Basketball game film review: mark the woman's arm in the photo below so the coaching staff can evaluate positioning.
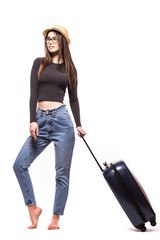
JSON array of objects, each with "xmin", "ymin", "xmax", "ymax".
[
  {"xmin": 29, "ymin": 57, "xmax": 41, "ymax": 123},
  {"xmin": 29, "ymin": 58, "xmax": 41, "ymax": 140},
  {"xmin": 68, "ymin": 82, "xmax": 86, "ymax": 137}
]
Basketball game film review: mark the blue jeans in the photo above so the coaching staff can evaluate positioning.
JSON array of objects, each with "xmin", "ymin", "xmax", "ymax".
[{"xmin": 13, "ymin": 104, "xmax": 75, "ymax": 215}]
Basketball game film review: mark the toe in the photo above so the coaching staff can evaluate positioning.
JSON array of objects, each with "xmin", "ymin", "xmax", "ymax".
[
  {"xmin": 48, "ymin": 225, "xmax": 60, "ymax": 230},
  {"xmin": 28, "ymin": 224, "xmax": 37, "ymax": 229}
]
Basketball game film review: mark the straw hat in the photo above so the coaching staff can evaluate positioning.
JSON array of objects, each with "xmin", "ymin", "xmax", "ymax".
[{"xmin": 43, "ymin": 24, "xmax": 70, "ymax": 44}]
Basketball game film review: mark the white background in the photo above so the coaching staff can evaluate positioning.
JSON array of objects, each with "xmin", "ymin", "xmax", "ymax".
[{"xmin": 1, "ymin": 0, "xmax": 160, "ymax": 239}]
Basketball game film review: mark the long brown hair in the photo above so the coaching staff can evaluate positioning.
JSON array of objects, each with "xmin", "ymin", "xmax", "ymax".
[{"xmin": 38, "ymin": 30, "xmax": 77, "ymax": 89}]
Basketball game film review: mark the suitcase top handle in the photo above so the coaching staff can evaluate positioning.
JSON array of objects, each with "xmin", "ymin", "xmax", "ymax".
[{"xmin": 79, "ymin": 131, "xmax": 104, "ymax": 172}]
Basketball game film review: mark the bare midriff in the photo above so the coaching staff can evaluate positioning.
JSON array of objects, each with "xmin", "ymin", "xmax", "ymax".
[{"xmin": 38, "ymin": 100, "xmax": 63, "ymax": 110}]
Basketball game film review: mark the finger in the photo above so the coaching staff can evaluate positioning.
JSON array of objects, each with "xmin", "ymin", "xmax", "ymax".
[
  {"xmin": 77, "ymin": 131, "xmax": 84, "ymax": 138},
  {"xmin": 34, "ymin": 129, "xmax": 38, "ymax": 140},
  {"xmin": 34, "ymin": 134, "xmax": 37, "ymax": 141},
  {"xmin": 35, "ymin": 128, "xmax": 39, "ymax": 138},
  {"xmin": 31, "ymin": 129, "xmax": 37, "ymax": 141},
  {"xmin": 37, "ymin": 126, "xmax": 39, "ymax": 136},
  {"xmin": 81, "ymin": 130, "xmax": 86, "ymax": 135},
  {"xmin": 30, "ymin": 129, "xmax": 35, "ymax": 137}
]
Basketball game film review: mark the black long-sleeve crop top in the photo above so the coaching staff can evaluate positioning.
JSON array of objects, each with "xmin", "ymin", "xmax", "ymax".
[{"xmin": 29, "ymin": 57, "xmax": 81, "ymax": 127}]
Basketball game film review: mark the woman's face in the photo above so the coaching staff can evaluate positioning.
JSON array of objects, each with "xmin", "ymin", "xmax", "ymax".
[{"xmin": 45, "ymin": 31, "xmax": 60, "ymax": 54}]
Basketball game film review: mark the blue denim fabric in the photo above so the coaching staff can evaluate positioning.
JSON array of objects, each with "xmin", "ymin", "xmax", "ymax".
[{"xmin": 13, "ymin": 104, "xmax": 75, "ymax": 215}]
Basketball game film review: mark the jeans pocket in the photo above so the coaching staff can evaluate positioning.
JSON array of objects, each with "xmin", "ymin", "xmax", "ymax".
[
  {"xmin": 36, "ymin": 111, "xmax": 41, "ymax": 120},
  {"xmin": 56, "ymin": 111, "xmax": 71, "ymax": 120}
]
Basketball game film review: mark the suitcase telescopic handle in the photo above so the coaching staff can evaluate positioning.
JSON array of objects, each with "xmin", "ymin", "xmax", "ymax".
[{"xmin": 79, "ymin": 131, "xmax": 104, "ymax": 172}]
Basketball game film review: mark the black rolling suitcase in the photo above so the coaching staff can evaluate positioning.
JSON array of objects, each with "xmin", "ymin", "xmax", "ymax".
[{"xmin": 79, "ymin": 132, "xmax": 156, "ymax": 231}]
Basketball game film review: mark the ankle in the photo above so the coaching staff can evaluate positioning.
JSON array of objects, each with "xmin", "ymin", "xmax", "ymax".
[
  {"xmin": 53, "ymin": 214, "xmax": 60, "ymax": 220},
  {"xmin": 28, "ymin": 204, "xmax": 37, "ymax": 212}
]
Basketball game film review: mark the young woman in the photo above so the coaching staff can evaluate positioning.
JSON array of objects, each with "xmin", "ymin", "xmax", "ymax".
[{"xmin": 13, "ymin": 24, "xmax": 86, "ymax": 230}]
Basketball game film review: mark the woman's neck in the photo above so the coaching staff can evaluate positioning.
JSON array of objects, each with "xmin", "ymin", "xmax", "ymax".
[{"xmin": 51, "ymin": 54, "xmax": 63, "ymax": 64}]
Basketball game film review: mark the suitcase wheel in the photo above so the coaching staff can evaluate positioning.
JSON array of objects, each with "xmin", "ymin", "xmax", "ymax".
[
  {"xmin": 150, "ymin": 220, "xmax": 156, "ymax": 226},
  {"xmin": 140, "ymin": 225, "xmax": 146, "ymax": 232},
  {"xmin": 136, "ymin": 224, "xmax": 147, "ymax": 232},
  {"xmin": 150, "ymin": 216, "xmax": 156, "ymax": 227}
]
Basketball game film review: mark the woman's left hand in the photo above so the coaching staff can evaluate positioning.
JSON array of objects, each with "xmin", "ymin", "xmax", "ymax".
[{"xmin": 77, "ymin": 126, "xmax": 86, "ymax": 137}]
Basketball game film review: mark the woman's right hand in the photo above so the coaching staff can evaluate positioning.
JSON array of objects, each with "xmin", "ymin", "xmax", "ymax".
[{"xmin": 30, "ymin": 122, "xmax": 39, "ymax": 141}]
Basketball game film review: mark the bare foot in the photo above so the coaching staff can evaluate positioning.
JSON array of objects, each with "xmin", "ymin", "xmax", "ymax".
[
  {"xmin": 27, "ymin": 205, "xmax": 42, "ymax": 229},
  {"xmin": 48, "ymin": 215, "xmax": 60, "ymax": 230}
]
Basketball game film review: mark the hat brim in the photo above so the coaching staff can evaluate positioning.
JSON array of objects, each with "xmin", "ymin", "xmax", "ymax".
[{"xmin": 43, "ymin": 27, "xmax": 70, "ymax": 44}]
